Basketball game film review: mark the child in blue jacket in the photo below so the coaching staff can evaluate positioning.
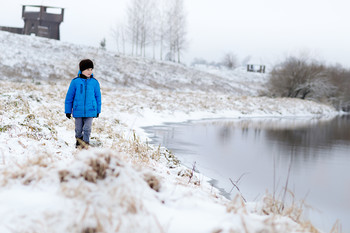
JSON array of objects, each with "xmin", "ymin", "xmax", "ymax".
[{"xmin": 65, "ymin": 59, "xmax": 101, "ymax": 148}]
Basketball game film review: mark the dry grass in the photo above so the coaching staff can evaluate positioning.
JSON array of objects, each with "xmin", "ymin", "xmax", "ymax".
[
  {"xmin": 226, "ymin": 194, "xmax": 247, "ymax": 214},
  {"xmin": 0, "ymin": 152, "xmax": 55, "ymax": 186},
  {"xmin": 55, "ymin": 150, "xmax": 157, "ymax": 231},
  {"xmin": 262, "ymin": 192, "xmax": 303, "ymax": 221},
  {"xmin": 0, "ymin": 79, "xmax": 337, "ymax": 232},
  {"xmin": 143, "ymin": 172, "xmax": 161, "ymax": 192},
  {"xmin": 59, "ymin": 152, "xmax": 113, "ymax": 184},
  {"xmin": 260, "ymin": 192, "xmax": 323, "ymax": 233},
  {"xmin": 330, "ymin": 220, "xmax": 342, "ymax": 233}
]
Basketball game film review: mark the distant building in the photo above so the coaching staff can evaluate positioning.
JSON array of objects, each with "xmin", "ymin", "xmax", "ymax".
[
  {"xmin": 247, "ymin": 64, "xmax": 266, "ymax": 73},
  {"xmin": 0, "ymin": 5, "xmax": 64, "ymax": 40}
]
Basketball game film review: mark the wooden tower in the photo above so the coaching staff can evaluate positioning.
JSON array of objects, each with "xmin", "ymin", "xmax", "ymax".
[{"xmin": 22, "ymin": 5, "xmax": 64, "ymax": 40}]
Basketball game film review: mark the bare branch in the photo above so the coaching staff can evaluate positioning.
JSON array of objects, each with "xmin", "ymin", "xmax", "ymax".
[{"xmin": 229, "ymin": 177, "xmax": 247, "ymax": 203}]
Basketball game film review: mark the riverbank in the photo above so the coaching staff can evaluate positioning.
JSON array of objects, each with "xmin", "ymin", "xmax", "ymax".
[
  {"xmin": 0, "ymin": 79, "xmax": 341, "ymax": 232},
  {"xmin": 0, "ymin": 30, "xmax": 343, "ymax": 232}
]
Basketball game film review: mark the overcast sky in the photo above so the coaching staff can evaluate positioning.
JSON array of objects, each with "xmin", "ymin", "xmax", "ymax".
[{"xmin": 1, "ymin": 0, "xmax": 350, "ymax": 67}]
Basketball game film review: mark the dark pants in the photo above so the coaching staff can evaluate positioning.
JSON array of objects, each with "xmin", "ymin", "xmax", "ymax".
[{"xmin": 75, "ymin": 117, "xmax": 93, "ymax": 143}]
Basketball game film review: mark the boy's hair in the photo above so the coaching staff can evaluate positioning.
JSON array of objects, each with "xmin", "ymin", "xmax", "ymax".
[{"xmin": 79, "ymin": 59, "xmax": 94, "ymax": 71}]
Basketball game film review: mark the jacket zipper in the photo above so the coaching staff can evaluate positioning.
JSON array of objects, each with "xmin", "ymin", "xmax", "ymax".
[{"xmin": 84, "ymin": 80, "xmax": 87, "ymax": 117}]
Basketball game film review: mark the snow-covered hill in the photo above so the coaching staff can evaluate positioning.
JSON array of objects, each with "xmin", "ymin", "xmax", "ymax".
[
  {"xmin": 0, "ymin": 31, "xmax": 340, "ymax": 232},
  {"xmin": 0, "ymin": 31, "xmax": 267, "ymax": 95}
]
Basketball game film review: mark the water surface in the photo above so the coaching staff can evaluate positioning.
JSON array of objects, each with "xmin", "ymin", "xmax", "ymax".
[{"xmin": 144, "ymin": 115, "xmax": 350, "ymax": 232}]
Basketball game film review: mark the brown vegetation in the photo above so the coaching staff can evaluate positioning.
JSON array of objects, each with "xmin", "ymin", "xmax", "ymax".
[{"xmin": 267, "ymin": 56, "xmax": 350, "ymax": 111}]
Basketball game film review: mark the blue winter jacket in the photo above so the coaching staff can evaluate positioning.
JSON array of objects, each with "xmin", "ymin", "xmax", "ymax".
[{"xmin": 65, "ymin": 73, "xmax": 101, "ymax": 118}]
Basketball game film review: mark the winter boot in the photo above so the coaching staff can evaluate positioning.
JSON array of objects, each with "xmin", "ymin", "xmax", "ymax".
[
  {"xmin": 76, "ymin": 137, "xmax": 83, "ymax": 148},
  {"xmin": 81, "ymin": 141, "xmax": 90, "ymax": 149}
]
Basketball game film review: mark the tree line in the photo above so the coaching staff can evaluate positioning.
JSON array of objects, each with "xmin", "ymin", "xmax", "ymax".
[
  {"xmin": 266, "ymin": 56, "xmax": 350, "ymax": 111},
  {"xmin": 111, "ymin": 0, "xmax": 187, "ymax": 63}
]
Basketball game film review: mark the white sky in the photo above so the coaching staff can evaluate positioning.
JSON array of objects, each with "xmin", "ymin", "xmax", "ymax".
[{"xmin": 1, "ymin": 0, "xmax": 350, "ymax": 67}]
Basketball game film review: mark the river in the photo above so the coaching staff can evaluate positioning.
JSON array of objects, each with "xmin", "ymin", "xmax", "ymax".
[{"xmin": 144, "ymin": 115, "xmax": 350, "ymax": 232}]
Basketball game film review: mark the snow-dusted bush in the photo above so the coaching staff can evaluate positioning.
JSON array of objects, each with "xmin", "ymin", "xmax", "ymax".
[
  {"xmin": 267, "ymin": 56, "xmax": 350, "ymax": 111},
  {"xmin": 267, "ymin": 56, "xmax": 328, "ymax": 99},
  {"xmin": 325, "ymin": 65, "xmax": 350, "ymax": 111},
  {"xmin": 221, "ymin": 52, "xmax": 239, "ymax": 70}
]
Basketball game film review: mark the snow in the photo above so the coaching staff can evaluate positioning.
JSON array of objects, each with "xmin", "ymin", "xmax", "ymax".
[{"xmin": 0, "ymin": 30, "xmax": 341, "ymax": 232}]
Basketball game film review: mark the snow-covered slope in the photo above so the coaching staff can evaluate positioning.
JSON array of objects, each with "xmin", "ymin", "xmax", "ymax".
[
  {"xmin": 0, "ymin": 31, "xmax": 339, "ymax": 232},
  {"xmin": 0, "ymin": 31, "xmax": 261, "ymax": 95}
]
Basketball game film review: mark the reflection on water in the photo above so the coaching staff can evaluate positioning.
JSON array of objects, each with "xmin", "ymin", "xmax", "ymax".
[
  {"xmin": 266, "ymin": 115, "xmax": 350, "ymax": 158},
  {"xmin": 144, "ymin": 115, "xmax": 350, "ymax": 232}
]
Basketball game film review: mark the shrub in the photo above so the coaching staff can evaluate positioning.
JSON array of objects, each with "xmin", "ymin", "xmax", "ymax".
[
  {"xmin": 268, "ymin": 56, "xmax": 327, "ymax": 99},
  {"xmin": 267, "ymin": 56, "xmax": 350, "ymax": 111},
  {"xmin": 222, "ymin": 52, "xmax": 238, "ymax": 69}
]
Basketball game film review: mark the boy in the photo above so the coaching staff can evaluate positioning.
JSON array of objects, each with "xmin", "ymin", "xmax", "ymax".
[{"xmin": 65, "ymin": 59, "xmax": 101, "ymax": 148}]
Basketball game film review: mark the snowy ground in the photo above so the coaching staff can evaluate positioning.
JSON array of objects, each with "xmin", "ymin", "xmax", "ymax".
[{"xmin": 0, "ymin": 31, "xmax": 341, "ymax": 232}]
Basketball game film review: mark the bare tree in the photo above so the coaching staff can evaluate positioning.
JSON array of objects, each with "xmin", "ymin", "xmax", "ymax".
[
  {"xmin": 126, "ymin": 0, "xmax": 142, "ymax": 56},
  {"xmin": 127, "ymin": 0, "xmax": 155, "ymax": 57},
  {"xmin": 118, "ymin": 0, "xmax": 188, "ymax": 62},
  {"xmin": 138, "ymin": 0, "xmax": 154, "ymax": 57},
  {"xmin": 156, "ymin": 0, "xmax": 169, "ymax": 60},
  {"xmin": 165, "ymin": 0, "xmax": 187, "ymax": 63},
  {"xmin": 222, "ymin": 52, "xmax": 238, "ymax": 69},
  {"xmin": 145, "ymin": 0, "xmax": 161, "ymax": 59},
  {"xmin": 111, "ymin": 23, "xmax": 126, "ymax": 54}
]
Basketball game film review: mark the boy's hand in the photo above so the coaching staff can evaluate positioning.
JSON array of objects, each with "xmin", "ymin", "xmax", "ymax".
[{"xmin": 66, "ymin": 113, "xmax": 71, "ymax": 119}]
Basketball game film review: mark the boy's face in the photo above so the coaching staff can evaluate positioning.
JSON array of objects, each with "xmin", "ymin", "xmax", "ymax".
[{"xmin": 82, "ymin": 68, "xmax": 93, "ymax": 77}]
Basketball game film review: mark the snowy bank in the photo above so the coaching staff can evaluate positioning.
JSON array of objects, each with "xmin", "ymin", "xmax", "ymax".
[
  {"xmin": 0, "ymin": 79, "xmax": 338, "ymax": 233},
  {"xmin": 0, "ymin": 31, "xmax": 341, "ymax": 232}
]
